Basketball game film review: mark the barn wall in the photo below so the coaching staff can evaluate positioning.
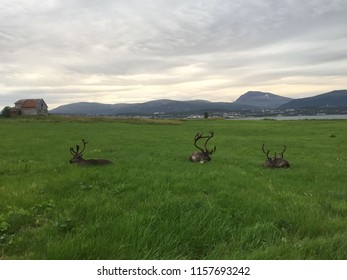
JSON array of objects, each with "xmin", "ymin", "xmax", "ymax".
[
  {"xmin": 21, "ymin": 108, "xmax": 39, "ymax": 116},
  {"xmin": 37, "ymin": 101, "xmax": 48, "ymax": 115}
]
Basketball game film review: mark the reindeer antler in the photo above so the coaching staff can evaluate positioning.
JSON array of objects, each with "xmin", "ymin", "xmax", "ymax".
[
  {"xmin": 70, "ymin": 139, "xmax": 88, "ymax": 157},
  {"xmin": 262, "ymin": 144, "xmax": 271, "ymax": 160},
  {"xmin": 193, "ymin": 131, "xmax": 215, "ymax": 153},
  {"xmin": 262, "ymin": 144, "xmax": 287, "ymax": 160},
  {"xmin": 204, "ymin": 131, "xmax": 216, "ymax": 154},
  {"xmin": 204, "ymin": 131, "xmax": 213, "ymax": 148},
  {"xmin": 279, "ymin": 145, "xmax": 286, "ymax": 159},
  {"xmin": 193, "ymin": 132, "xmax": 206, "ymax": 152},
  {"xmin": 70, "ymin": 144, "xmax": 80, "ymax": 156},
  {"xmin": 79, "ymin": 139, "xmax": 88, "ymax": 155},
  {"xmin": 209, "ymin": 145, "xmax": 217, "ymax": 155}
]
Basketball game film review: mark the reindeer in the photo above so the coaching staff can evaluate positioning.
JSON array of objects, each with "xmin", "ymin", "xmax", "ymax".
[
  {"xmin": 189, "ymin": 131, "xmax": 216, "ymax": 163},
  {"xmin": 262, "ymin": 144, "xmax": 290, "ymax": 168},
  {"xmin": 69, "ymin": 139, "xmax": 112, "ymax": 166}
]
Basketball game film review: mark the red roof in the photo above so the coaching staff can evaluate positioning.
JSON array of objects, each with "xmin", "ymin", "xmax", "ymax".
[
  {"xmin": 21, "ymin": 100, "xmax": 38, "ymax": 108},
  {"xmin": 14, "ymin": 99, "xmax": 47, "ymax": 109}
]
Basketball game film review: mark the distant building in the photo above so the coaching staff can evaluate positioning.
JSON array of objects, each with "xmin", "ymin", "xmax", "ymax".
[{"xmin": 11, "ymin": 99, "xmax": 48, "ymax": 116}]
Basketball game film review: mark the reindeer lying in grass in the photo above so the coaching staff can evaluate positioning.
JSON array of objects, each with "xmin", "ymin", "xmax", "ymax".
[
  {"xmin": 262, "ymin": 144, "xmax": 290, "ymax": 168},
  {"xmin": 69, "ymin": 139, "xmax": 112, "ymax": 166},
  {"xmin": 189, "ymin": 131, "xmax": 216, "ymax": 163}
]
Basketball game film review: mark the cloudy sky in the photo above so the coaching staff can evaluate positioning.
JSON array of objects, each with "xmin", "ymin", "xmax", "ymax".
[{"xmin": 1, "ymin": 0, "xmax": 347, "ymax": 109}]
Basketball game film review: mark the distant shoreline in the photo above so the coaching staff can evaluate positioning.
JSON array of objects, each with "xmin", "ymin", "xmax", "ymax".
[{"xmin": 236, "ymin": 114, "xmax": 347, "ymax": 121}]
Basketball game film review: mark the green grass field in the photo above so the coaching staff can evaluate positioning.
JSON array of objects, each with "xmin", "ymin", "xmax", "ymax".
[{"xmin": 0, "ymin": 116, "xmax": 346, "ymax": 259}]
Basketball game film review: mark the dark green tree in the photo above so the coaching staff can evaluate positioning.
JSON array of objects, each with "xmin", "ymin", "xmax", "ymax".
[
  {"xmin": 204, "ymin": 111, "xmax": 209, "ymax": 119},
  {"xmin": 1, "ymin": 106, "xmax": 11, "ymax": 118}
]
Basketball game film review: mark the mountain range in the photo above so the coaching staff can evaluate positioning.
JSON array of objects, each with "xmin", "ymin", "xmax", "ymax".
[{"xmin": 50, "ymin": 90, "xmax": 347, "ymax": 116}]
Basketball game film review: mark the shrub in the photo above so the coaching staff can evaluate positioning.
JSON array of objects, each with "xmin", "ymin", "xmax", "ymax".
[{"xmin": 1, "ymin": 106, "xmax": 11, "ymax": 118}]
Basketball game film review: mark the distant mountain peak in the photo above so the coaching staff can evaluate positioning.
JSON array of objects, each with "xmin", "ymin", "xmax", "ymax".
[{"xmin": 234, "ymin": 91, "xmax": 292, "ymax": 109}]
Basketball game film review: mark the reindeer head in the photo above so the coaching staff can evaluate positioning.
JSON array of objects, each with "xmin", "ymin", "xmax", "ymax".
[
  {"xmin": 262, "ymin": 144, "xmax": 290, "ymax": 168},
  {"xmin": 69, "ymin": 139, "xmax": 88, "ymax": 164},
  {"xmin": 189, "ymin": 131, "xmax": 216, "ymax": 163},
  {"xmin": 69, "ymin": 139, "xmax": 113, "ymax": 166}
]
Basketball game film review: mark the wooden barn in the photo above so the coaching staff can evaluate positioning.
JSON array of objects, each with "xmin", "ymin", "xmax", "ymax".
[{"xmin": 11, "ymin": 99, "xmax": 48, "ymax": 116}]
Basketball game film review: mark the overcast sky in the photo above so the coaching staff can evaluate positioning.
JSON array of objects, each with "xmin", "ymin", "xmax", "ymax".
[{"xmin": 1, "ymin": 0, "xmax": 347, "ymax": 109}]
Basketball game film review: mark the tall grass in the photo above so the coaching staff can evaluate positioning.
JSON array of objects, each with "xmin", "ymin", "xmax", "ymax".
[{"xmin": 0, "ymin": 117, "xmax": 346, "ymax": 259}]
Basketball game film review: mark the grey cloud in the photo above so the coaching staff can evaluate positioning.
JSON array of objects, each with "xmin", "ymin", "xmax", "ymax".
[{"xmin": 1, "ymin": 0, "xmax": 347, "ymax": 108}]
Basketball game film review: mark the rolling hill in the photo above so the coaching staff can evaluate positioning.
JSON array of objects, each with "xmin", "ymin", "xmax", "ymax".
[
  {"xmin": 50, "ymin": 99, "xmax": 255, "ymax": 115},
  {"xmin": 279, "ymin": 90, "xmax": 347, "ymax": 109}
]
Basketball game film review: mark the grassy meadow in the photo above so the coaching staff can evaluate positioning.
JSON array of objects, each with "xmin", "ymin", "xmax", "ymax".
[{"xmin": 0, "ymin": 116, "xmax": 346, "ymax": 260}]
